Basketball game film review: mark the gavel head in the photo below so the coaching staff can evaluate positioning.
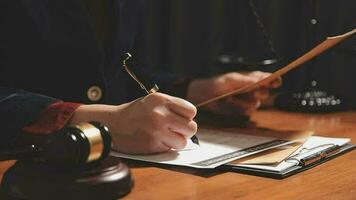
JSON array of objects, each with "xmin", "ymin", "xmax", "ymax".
[
  {"xmin": 0, "ymin": 123, "xmax": 133, "ymax": 199},
  {"xmin": 41, "ymin": 122, "xmax": 112, "ymax": 166}
]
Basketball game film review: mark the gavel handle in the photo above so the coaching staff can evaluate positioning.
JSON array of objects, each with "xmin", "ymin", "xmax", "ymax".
[{"xmin": 0, "ymin": 145, "xmax": 41, "ymax": 161}]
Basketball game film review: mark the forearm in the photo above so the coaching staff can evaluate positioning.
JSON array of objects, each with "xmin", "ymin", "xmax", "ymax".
[{"xmin": 68, "ymin": 104, "xmax": 122, "ymax": 128}]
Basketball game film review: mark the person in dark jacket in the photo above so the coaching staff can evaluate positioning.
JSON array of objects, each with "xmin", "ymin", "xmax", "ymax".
[{"xmin": 0, "ymin": 0, "xmax": 279, "ymax": 154}]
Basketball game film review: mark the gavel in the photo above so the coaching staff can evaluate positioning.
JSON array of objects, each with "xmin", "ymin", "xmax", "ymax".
[
  {"xmin": 0, "ymin": 122, "xmax": 111, "ymax": 165},
  {"xmin": 0, "ymin": 122, "xmax": 133, "ymax": 200}
]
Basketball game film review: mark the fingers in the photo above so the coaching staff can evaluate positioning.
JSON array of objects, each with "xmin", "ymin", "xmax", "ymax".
[
  {"xmin": 253, "ymin": 88, "xmax": 270, "ymax": 100},
  {"xmin": 161, "ymin": 130, "xmax": 188, "ymax": 150},
  {"xmin": 166, "ymin": 113, "xmax": 197, "ymax": 138},
  {"xmin": 112, "ymin": 133, "xmax": 171, "ymax": 155},
  {"xmin": 269, "ymin": 76, "xmax": 282, "ymax": 88},
  {"xmin": 166, "ymin": 96, "xmax": 197, "ymax": 120},
  {"xmin": 110, "ymin": 93, "xmax": 199, "ymax": 154},
  {"xmin": 220, "ymin": 71, "xmax": 281, "ymax": 94},
  {"xmin": 245, "ymin": 71, "xmax": 270, "ymax": 80},
  {"xmin": 156, "ymin": 107, "xmax": 197, "ymax": 149},
  {"xmin": 223, "ymin": 72, "xmax": 262, "ymax": 90},
  {"xmin": 145, "ymin": 93, "xmax": 198, "ymax": 149},
  {"xmin": 246, "ymin": 71, "xmax": 282, "ymax": 89},
  {"xmin": 146, "ymin": 93, "xmax": 197, "ymax": 120},
  {"xmin": 248, "ymin": 71, "xmax": 282, "ymax": 88}
]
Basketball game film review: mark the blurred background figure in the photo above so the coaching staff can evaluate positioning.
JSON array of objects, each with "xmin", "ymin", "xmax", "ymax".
[{"xmin": 137, "ymin": 0, "xmax": 356, "ymax": 112}]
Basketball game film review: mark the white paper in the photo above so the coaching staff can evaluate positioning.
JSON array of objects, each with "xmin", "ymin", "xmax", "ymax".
[
  {"xmin": 229, "ymin": 136, "xmax": 351, "ymax": 172},
  {"xmin": 111, "ymin": 128, "xmax": 294, "ymax": 168}
]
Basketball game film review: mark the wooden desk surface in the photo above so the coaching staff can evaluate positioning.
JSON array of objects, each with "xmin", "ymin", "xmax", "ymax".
[{"xmin": 1, "ymin": 110, "xmax": 355, "ymax": 199}]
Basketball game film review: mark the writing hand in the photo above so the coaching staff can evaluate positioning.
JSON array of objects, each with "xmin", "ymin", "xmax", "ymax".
[{"xmin": 70, "ymin": 93, "xmax": 197, "ymax": 154}]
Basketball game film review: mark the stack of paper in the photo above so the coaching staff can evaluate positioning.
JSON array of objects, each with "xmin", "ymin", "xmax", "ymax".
[{"xmin": 112, "ymin": 128, "xmax": 312, "ymax": 169}]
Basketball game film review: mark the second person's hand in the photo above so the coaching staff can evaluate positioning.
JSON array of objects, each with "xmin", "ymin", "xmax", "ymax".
[{"xmin": 186, "ymin": 71, "xmax": 282, "ymax": 115}]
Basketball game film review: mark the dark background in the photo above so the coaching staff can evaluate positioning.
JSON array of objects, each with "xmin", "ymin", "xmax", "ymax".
[{"xmin": 138, "ymin": 0, "xmax": 356, "ymax": 105}]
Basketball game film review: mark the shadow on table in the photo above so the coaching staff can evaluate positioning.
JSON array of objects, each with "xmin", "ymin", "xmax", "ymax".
[{"xmin": 122, "ymin": 159, "xmax": 226, "ymax": 178}]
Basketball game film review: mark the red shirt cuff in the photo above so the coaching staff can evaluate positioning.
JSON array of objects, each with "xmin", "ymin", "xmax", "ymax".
[{"xmin": 23, "ymin": 102, "xmax": 82, "ymax": 134}]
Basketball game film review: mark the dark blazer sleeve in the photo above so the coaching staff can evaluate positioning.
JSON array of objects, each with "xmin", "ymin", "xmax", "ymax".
[{"xmin": 0, "ymin": 87, "xmax": 57, "ymax": 147}]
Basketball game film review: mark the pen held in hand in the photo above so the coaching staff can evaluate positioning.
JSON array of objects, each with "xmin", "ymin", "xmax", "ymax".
[
  {"xmin": 122, "ymin": 52, "xmax": 199, "ymax": 146},
  {"xmin": 123, "ymin": 52, "xmax": 159, "ymax": 93}
]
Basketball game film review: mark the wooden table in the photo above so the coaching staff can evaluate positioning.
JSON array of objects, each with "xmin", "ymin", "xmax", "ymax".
[{"xmin": 1, "ymin": 110, "xmax": 356, "ymax": 199}]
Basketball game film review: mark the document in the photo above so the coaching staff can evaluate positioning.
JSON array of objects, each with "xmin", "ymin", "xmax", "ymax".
[
  {"xmin": 112, "ymin": 128, "xmax": 308, "ymax": 168},
  {"xmin": 232, "ymin": 142, "xmax": 304, "ymax": 165},
  {"xmin": 227, "ymin": 136, "xmax": 351, "ymax": 173}
]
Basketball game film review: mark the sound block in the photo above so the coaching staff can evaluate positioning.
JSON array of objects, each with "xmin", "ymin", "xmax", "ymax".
[{"xmin": 0, "ymin": 156, "xmax": 133, "ymax": 200}]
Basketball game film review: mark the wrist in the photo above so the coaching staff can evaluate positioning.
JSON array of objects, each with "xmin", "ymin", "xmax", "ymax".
[{"xmin": 68, "ymin": 104, "xmax": 119, "ymax": 127}]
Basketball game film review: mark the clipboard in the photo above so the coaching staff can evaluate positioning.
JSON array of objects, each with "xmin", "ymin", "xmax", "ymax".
[{"xmin": 219, "ymin": 136, "xmax": 356, "ymax": 179}]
